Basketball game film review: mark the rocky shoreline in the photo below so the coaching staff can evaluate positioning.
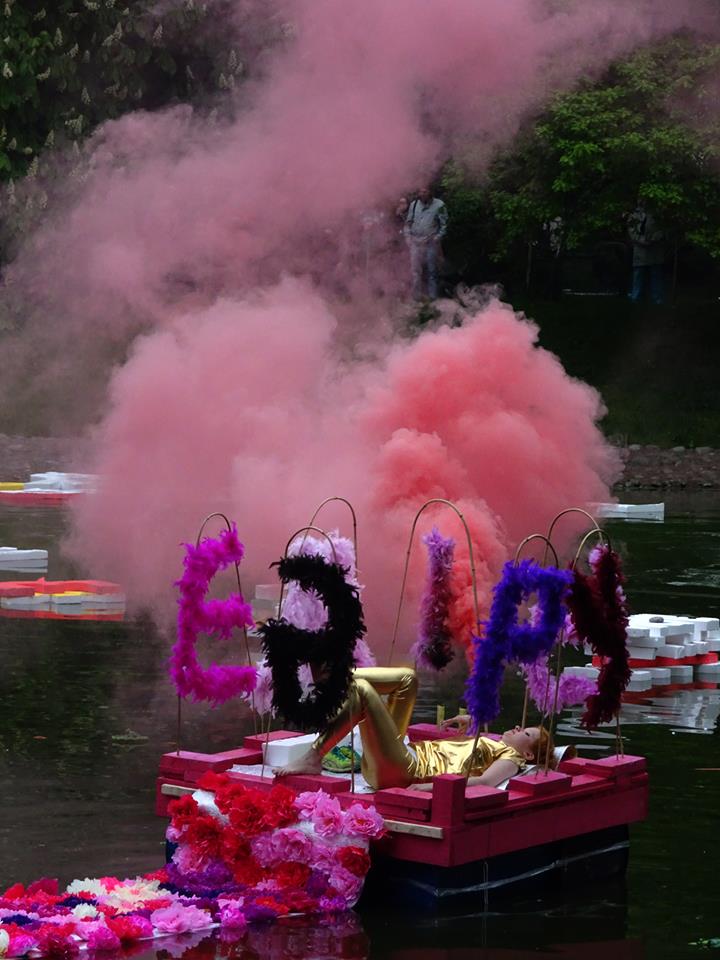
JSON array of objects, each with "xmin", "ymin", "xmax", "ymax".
[{"xmin": 0, "ymin": 434, "xmax": 718, "ymax": 491}]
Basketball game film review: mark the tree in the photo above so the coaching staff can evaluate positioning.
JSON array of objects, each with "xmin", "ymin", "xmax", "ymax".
[{"xmin": 449, "ymin": 35, "xmax": 720, "ymax": 265}]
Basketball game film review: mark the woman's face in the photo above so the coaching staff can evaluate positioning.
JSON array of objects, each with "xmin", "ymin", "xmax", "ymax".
[{"xmin": 501, "ymin": 725, "xmax": 540, "ymax": 758}]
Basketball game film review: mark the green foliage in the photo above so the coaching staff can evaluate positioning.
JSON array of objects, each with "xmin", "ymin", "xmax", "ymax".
[
  {"xmin": 472, "ymin": 36, "xmax": 720, "ymax": 260},
  {"xmin": 0, "ymin": 0, "xmax": 245, "ymax": 184}
]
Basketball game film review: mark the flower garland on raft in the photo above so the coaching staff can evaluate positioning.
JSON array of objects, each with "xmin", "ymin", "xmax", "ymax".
[
  {"xmin": 260, "ymin": 553, "xmax": 366, "ymax": 730},
  {"xmin": 522, "ymin": 608, "xmax": 598, "ymax": 712},
  {"xmin": 566, "ymin": 545, "xmax": 631, "ymax": 729},
  {"xmin": 0, "ymin": 783, "xmax": 385, "ymax": 956},
  {"xmin": 171, "ymin": 524, "xmax": 257, "ymax": 706},
  {"xmin": 166, "ymin": 774, "xmax": 384, "ymax": 919},
  {"xmin": 465, "ymin": 560, "xmax": 573, "ymax": 727},
  {"xmin": 411, "ymin": 527, "xmax": 456, "ymax": 671}
]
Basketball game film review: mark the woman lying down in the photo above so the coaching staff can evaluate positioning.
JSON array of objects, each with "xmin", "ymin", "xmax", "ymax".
[{"xmin": 274, "ymin": 667, "xmax": 553, "ymax": 792}]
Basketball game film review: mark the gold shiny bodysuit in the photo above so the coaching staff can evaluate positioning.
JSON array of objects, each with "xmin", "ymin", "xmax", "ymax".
[{"xmin": 313, "ymin": 667, "xmax": 526, "ymax": 790}]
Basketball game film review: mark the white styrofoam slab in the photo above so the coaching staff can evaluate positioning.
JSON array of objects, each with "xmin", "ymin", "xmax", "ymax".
[
  {"xmin": 656, "ymin": 645, "xmax": 687, "ymax": 659},
  {"xmin": 262, "ymin": 734, "xmax": 317, "ymax": 767},
  {"xmin": 593, "ymin": 502, "xmax": 664, "ymax": 521},
  {"xmin": 628, "ymin": 646, "xmax": 657, "ymax": 660},
  {"xmin": 0, "ymin": 547, "xmax": 49, "ymax": 561},
  {"xmin": 649, "ymin": 668, "xmax": 671, "ymax": 685},
  {"xmin": 564, "ymin": 666, "xmax": 599, "ymax": 680},
  {"xmin": 696, "ymin": 662, "xmax": 720, "ymax": 678},
  {"xmin": 670, "ymin": 665, "xmax": 694, "ymax": 681},
  {"xmin": 707, "ymin": 639, "xmax": 720, "ymax": 652},
  {"xmin": 1, "ymin": 595, "xmax": 51, "ymax": 609}
]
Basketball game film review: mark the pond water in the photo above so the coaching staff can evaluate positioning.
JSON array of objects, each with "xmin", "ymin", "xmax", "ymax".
[{"xmin": 0, "ymin": 494, "xmax": 718, "ymax": 959}]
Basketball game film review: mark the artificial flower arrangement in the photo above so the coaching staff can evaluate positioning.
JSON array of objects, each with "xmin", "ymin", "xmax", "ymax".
[
  {"xmin": 411, "ymin": 527, "xmax": 457, "ymax": 672},
  {"xmin": 0, "ymin": 784, "xmax": 384, "ymax": 957},
  {"xmin": 166, "ymin": 774, "xmax": 384, "ymax": 920}
]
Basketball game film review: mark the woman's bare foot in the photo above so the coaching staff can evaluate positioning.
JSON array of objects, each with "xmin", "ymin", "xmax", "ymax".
[{"xmin": 273, "ymin": 747, "xmax": 323, "ymax": 778}]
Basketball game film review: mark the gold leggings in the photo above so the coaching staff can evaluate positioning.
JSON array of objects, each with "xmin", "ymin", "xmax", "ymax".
[{"xmin": 313, "ymin": 667, "xmax": 419, "ymax": 790}]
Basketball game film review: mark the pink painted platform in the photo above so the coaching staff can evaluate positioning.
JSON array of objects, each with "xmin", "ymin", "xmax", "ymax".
[{"xmin": 157, "ymin": 724, "xmax": 648, "ymax": 876}]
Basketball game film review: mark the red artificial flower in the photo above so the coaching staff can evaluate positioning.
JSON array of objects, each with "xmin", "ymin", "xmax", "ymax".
[
  {"xmin": 281, "ymin": 890, "xmax": 318, "ymax": 914},
  {"xmin": 231, "ymin": 857, "xmax": 265, "ymax": 887},
  {"xmin": 273, "ymin": 862, "xmax": 311, "ymax": 889},
  {"xmin": 141, "ymin": 897, "xmax": 174, "ymax": 911},
  {"xmin": 142, "ymin": 867, "xmax": 168, "ymax": 883},
  {"xmin": 197, "ymin": 770, "xmax": 230, "ymax": 793},
  {"xmin": 36, "ymin": 925, "xmax": 79, "ymax": 959},
  {"xmin": 3, "ymin": 883, "xmax": 25, "ymax": 899},
  {"xmin": 184, "ymin": 813, "xmax": 225, "ymax": 862},
  {"xmin": 262, "ymin": 785, "xmax": 299, "ymax": 830},
  {"xmin": 227, "ymin": 794, "xmax": 266, "ymax": 839},
  {"xmin": 253, "ymin": 896, "xmax": 290, "ymax": 916},
  {"xmin": 106, "ymin": 914, "xmax": 154, "ymax": 941},
  {"xmin": 26, "ymin": 878, "xmax": 59, "ymax": 897},
  {"xmin": 220, "ymin": 826, "xmax": 250, "ymax": 864},
  {"xmin": 168, "ymin": 794, "xmax": 200, "ymax": 832},
  {"xmin": 337, "ymin": 846, "xmax": 371, "ymax": 878}
]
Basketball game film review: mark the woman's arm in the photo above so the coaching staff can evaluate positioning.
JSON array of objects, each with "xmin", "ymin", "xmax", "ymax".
[{"xmin": 466, "ymin": 759, "xmax": 521, "ymax": 788}]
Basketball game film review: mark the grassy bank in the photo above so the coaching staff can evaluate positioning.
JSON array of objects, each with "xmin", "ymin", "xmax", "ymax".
[{"xmin": 511, "ymin": 293, "xmax": 720, "ymax": 447}]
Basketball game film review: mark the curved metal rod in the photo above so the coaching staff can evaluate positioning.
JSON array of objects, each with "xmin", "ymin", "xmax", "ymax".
[
  {"xmin": 513, "ymin": 533, "xmax": 560, "ymax": 568},
  {"xmin": 389, "ymin": 498, "xmax": 480, "ymax": 669},
  {"xmin": 307, "ymin": 497, "xmax": 359, "ymax": 568},
  {"xmin": 571, "ymin": 527, "xmax": 612, "ymax": 571},
  {"xmin": 545, "ymin": 507, "xmax": 600, "ymax": 550},
  {"xmin": 278, "ymin": 525, "xmax": 340, "ymax": 619},
  {"xmin": 193, "ymin": 511, "xmax": 255, "ymax": 733}
]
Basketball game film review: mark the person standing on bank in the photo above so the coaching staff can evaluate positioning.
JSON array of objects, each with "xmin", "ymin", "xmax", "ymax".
[
  {"xmin": 627, "ymin": 201, "xmax": 665, "ymax": 305},
  {"xmin": 404, "ymin": 186, "xmax": 448, "ymax": 300}
]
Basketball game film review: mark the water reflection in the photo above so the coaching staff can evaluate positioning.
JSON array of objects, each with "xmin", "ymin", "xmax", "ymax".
[{"xmin": 560, "ymin": 686, "xmax": 720, "ymax": 739}]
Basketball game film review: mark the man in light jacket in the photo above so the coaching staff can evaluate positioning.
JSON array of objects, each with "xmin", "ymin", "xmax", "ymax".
[{"xmin": 404, "ymin": 186, "xmax": 448, "ymax": 300}]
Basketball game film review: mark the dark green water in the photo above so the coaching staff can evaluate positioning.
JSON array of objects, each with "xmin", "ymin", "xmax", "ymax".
[{"xmin": 0, "ymin": 496, "xmax": 718, "ymax": 959}]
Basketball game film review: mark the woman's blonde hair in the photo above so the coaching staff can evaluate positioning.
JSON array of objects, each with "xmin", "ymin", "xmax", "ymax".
[{"xmin": 531, "ymin": 726, "xmax": 554, "ymax": 768}]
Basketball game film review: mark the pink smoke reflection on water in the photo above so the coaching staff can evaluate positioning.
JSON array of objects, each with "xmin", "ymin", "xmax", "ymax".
[{"xmin": 69, "ymin": 285, "xmax": 618, "ymax": 657}]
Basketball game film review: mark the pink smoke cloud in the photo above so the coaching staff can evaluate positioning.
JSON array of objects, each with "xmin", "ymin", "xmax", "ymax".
[{"xmin": 5, "ymin": 0, "xmax": 716, "ymax": 659}]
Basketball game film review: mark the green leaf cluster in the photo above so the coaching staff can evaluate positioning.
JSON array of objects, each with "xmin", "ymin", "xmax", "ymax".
[
  {"xmin": 0, "ymin": 0, "xmax": 245, "ymax": 183},
  {"xmin": 448, "ymin": 35, "xmax": 720, "ymax": 261}
]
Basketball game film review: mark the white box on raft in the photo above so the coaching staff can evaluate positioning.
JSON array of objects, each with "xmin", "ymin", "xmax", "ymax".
[
  {"xmin": 656, "ymin": 645, "xmax": 687, "ymax": 659},
  {"xmin": 0, "ymin": 547, "xmax": 49, "ymax": 562},
  {"xmin": 593, "ymin": 502, "xmax": 665, "ymax": 521},
  {"xmin": 707, "ymin": 639, "xmax": 720, "ymax": 652},
  {"xmin": 626, "ymin": 671, "xmax": 653, "ymax": 691},
  {"xmin": 564, "ymin": 666, "xmax": 600, "ymax": 680},
  {"xmin": 628, "ymin": 646, "xmax": 657, "ymax": 661},
  {"xmin": 696, "ymin": 662, "xmax": 720, "ymax": 679},
  {"xmin": 625, "ymin": 630, "xmax": 663, "ymax": 646},
  {"xmin": 670, "ymin": 665, "xmax": 694, "ymax": 682},
  {"xmin": 649, "ymin": 668, "xmax": 672, "ymax": 685},
  {"xmin": 262, "ymin": 734, "xmax": 317, "ymax": 767},
  {"xmin": 1, "ymin": 595, "xmax": 51, "ymax": 610}
]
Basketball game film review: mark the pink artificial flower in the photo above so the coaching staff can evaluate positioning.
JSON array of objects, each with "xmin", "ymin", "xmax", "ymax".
[
  {"xmin": 308, "ymin": 840, "xmax": 339, "ymax": 873},
  {"xmin": 85, "ymin": 923, "xmax": 121, "ymax": 952},
  {"xmin": 343, "ymin": 803, "xmax": 385, "ymax": 839},
  {"xmin": 150, "ymin": 903, "xmax": 211, "ymax": 935},
  {"xmin": 218, "ymin": 901, "xmax": 247, "ymax": 931},
  {"xmin": 7, "ymin": 931, "xmax": 37, "ymax": 957},
  {"xmin": 250, "ymin": 833, "xmax": 276, "ymax": 867},
  {"xmin": 328, "ymin": 866, "xmax": 363, "ymax": 904},
  {"xmin": 171, "ymin": 844, "xmax": 202, "ymax": 874},
  {"xmin": 311, "ymin": 796, "xmax": 344, "ymax": 838},
  {"xmin": 271, "ymin": 828, "xmax": 313, "ymax": 862},
  {"xmin": 294, "ymin": 791, "xmax": 320, "ymax": 820}
]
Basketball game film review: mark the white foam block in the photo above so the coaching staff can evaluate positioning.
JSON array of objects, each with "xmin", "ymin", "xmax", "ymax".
[
  {"xmin": 670, "ymin": 665, "xmax": 694, "ymax": 682},
  {"xmin": 0, "ymin": 548, "xmax": 49, "ymax": 561},
  {"xmin": 649, "ymin": 668, "xmax": 671, "ymax": 685},
  {"xmin": 696, "ymin": 662, "xmax": 720, "ymax": 679},
  {"xmin": 628, "ymin": 646, "xmax": 657, "ymax": 661},
  {"xmin": 593, "ymin": 503, "xmax": 664, "ymax": 521},
  {"xmin": 262, "ymin": 734, "xmax": 317, "ymax": 767},
  {"xmin": 707, "ymin": 639, "xmax": 720, "ymax": 652},
  {"xmin": 1, "ymin": 595, "xmax": 51, "ymax": 609},
  {"xmin": 656, "ymin": 644, "xmax": 687, "ymax": 660},
  {"xmin": 627, "ymin": 673, "xmax": 653, "ymax": 691},
  {"xmin": 564, "ymin": 665, "xmax": 600, "ymax": 680}
]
